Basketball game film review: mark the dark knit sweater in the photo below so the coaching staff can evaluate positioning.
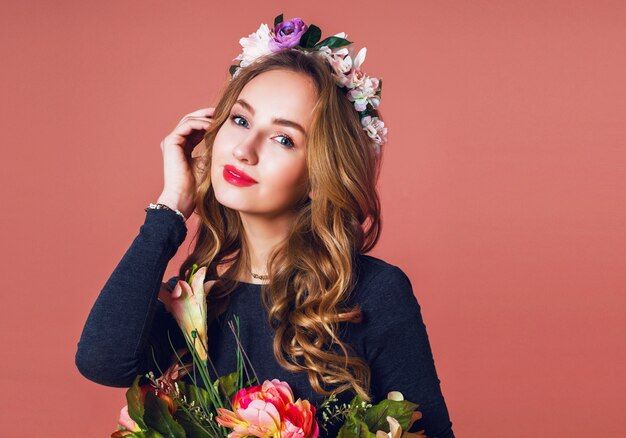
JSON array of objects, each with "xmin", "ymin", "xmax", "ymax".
[{"xmin": 75, "ymin": 208, "xmax": 454, "ymax": 437}]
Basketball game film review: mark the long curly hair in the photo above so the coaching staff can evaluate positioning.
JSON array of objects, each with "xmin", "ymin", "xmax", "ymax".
[{"xmin": 176, "ymin": 49, "xmax": 384, "ymax": 402}]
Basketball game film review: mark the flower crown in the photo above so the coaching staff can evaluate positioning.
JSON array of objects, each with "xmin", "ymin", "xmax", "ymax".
[{"xmin": 229, "ymin": 13, "xmax": 387, "ymax": 156}]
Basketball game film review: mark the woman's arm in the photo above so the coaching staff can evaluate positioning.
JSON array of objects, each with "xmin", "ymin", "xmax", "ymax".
[
  {"xmin": 74, "ymin": 208, "xmax": 187, "ymax": 387},
  {"xmin": 364, "ymin": 265, "xmax": 455, "ymax": 437}
]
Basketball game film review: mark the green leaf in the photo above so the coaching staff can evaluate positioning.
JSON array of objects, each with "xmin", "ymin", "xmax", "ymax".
[
  {"xmin": 143, "ymin": 391, "xmax": 186, "ymax": 438},
  {"xmin": 126, "ymin": 375, "xmax": 148, "ymax": 430},
  {"xmin": 346, "ymin": 394, "xmax": 369, "ymax": 416},
  {"xmin": 215, "ymin": 371, "xmax": 240, "ymax": 399},
  {"xmin": 274, "ymin": 13, "xmax": 283, "ymax": 27},
  {"xmin": 337, "ymin": 414, "xmax": 376, "ymax": 438},
  {"xmin": 175, "ymin": 409, "xmax": 215, "ymax": 438},
  {"xmin": 177, "ymin": 381, "xmax": 213, "ymax": 411},
  {"xmin": 300, "ymin": 24, "xmax": 322, "ymax": 48},
  {"xmin": 145, "ymin": 431, "xmax": 167, "ymax": 438},
  {"xmin": 336, "ymin": 395, "xmax": 377, "ymax": 438},
  {"xmin": 313, "ymin": 36, "xmax": 353, "ymax": 50},
  {"xmin": 174, "ymin": 381, "xmax": 221, "ymax": 436},
  {"xmin": 363, "ymin": 399, "xmax": 419, "ymax": 433}
]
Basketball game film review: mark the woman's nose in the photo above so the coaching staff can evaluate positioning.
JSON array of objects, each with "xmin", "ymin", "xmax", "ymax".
[{"xmin": 232, "ymin": 132, "xmax": 261, "ymax": 163}]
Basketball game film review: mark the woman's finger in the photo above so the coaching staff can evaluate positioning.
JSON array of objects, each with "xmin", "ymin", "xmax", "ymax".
[
  {"xmin": 176, "ymin": 116, "xmax": 213, "ymax": 128},
  {"xmin": 178, "ymin": 108, "xmax": 215, "ymax": 124},
  {"xmin": 173, "ymin": 118, "xmax": 213, "ymax": 134}
]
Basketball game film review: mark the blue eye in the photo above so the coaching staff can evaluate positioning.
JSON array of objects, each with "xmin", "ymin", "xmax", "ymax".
[
  {"xmin": 231, "ymin": 114, "xmax": 248, "ymax": 128},
  {"xmin": 230, "ymin": 114, "xmax": 296, "ymax": 149},
  {"xmin": 275, "ymin": 134, "xmax": 295, "ymax": 148}
]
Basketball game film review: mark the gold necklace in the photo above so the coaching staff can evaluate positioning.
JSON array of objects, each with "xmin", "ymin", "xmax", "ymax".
[{"xmin": 250, "ymin": 270, "xmax": 269, "ymax": 280}]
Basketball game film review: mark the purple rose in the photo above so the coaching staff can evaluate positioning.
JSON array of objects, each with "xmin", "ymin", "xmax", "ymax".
[{"xmin": 269, "ymin": 18, "xmax": 308, "ymax": 51}]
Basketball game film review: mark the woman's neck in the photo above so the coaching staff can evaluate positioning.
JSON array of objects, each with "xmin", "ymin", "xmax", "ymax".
[{"xmin": 238, "ymin": 211, "xmax": 294, "ymax": 282}]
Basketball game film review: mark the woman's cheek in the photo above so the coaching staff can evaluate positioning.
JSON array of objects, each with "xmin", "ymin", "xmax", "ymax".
[{"xmin": 268, "ymin": 157, "xmax": 304, "ymax": 187}]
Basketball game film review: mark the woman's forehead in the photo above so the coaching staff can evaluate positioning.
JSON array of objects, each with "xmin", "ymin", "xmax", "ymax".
[{"xmin": 237, "ymin": 71, "xmax": 317, "ymax": 132}]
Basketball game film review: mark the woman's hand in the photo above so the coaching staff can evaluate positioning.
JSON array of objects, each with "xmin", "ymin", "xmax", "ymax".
[{"xmin": 157, "ymin": 107, "xmax": 215, "ymax": 220}]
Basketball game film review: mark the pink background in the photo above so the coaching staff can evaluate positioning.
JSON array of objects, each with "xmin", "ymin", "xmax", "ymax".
[{"xmin": 1, "ymin": 1, "xmax": 624, "ymax": 436}]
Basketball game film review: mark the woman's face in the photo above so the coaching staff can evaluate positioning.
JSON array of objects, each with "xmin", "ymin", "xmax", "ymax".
[{"xmin": 211, "ymin": 69, "xmax": 316, "ymax": 218}]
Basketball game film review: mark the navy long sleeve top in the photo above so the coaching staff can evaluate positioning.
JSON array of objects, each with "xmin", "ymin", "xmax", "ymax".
[{"xmin": 75, "ymin": 208, "xmax": 455, "ymax": 437}]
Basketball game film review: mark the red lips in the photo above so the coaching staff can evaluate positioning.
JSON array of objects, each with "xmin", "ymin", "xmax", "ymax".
[{"xmin": 223, "ymin": 164, "xmax": 257, "ymax": 187}]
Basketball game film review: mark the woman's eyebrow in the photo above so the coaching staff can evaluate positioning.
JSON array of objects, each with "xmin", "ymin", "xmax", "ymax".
[{"xmin": 235, "ymin": 99, "xmax": 307, "ymax": 136}]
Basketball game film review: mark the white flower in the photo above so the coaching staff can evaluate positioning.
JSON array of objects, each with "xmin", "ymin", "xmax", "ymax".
[
  {"xmin": 315, "ymin": 45, "xmax": 351, "ymax": 87},
  {"xmin": 352, "ymin": 46, "xmax": 367, "ymax": 70},
  {"xmin": 229, "ymin": 21, "xmax": 387, "ymax": 157},
  {"xmin": 233, "ymin": 23, "xmax": 274, "ymax": 69},
  {"xmin": 361, "ymin": 115, "xmax": 387, "ymax": 154},
  {"xmin": 158, "ymin": 265, "xmax": 216, "ymax": 362},
  {"xmin": 387, "ymin": 391, "xmax": 404, "ymax": 401},
  {"xmin": 347, "ymin": 75, "xmax": 381, "ymax": 111},
  {"xmin": 342, "ymin": 47, "xmax": 367, "ymax": 85}
]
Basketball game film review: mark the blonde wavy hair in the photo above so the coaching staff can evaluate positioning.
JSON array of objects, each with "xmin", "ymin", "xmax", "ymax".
[{"xmin": 175, "ymin": 49, "xmax": 384, "ymax": 402}]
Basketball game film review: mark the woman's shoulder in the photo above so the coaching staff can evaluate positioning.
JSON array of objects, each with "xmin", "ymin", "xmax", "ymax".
[
  {"xmin": 354, "ymin": 254, "xmax": 412, "ymax": 286},
  {"xmin": 352, "ymin": 254, "xmax": 419, "ymax": 312}
]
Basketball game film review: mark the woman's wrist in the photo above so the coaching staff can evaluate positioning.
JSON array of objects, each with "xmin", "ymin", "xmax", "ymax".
[
  {"xmin": 146, "ymin": 200, "xmax": 187, "ymax": 222},
  {"xmin": 156, "ymin": 192, "xmax": 193, "ymax": 219}
]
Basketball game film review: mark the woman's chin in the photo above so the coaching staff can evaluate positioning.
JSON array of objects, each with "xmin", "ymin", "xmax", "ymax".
[
  {"xmin": 214, "ymin": 195, "xmax": 247, "ymax": 212},
  {"xmin": 213, "ymin": 190, "xmax": 261, "ymax": 212}
]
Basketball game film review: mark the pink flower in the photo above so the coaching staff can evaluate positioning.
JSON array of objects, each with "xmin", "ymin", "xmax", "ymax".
[
  {"xmin": 117, "ymin": 405, "xmax": 140, "ymax": 433},
  {"xmin": 316, "ymin": 45, "xmax": 352, "ymax": 85},
  {"xmin": 113, "ymin": 367, "xmax": 181, "ymax": 437},
  {"xmin": 215, "ymin": 379, "xmax": 319, "ymax": 437},
  {"xmin": 280, "ymin": 399, "xmax": 319, "ymax": 438},
  {"xmin": 347, "ymin": 74, "xmax": 381, "ymax": 111},
  {"xmin": 361, "ymin": 115, "xmax": 388, "ymax": 153}
]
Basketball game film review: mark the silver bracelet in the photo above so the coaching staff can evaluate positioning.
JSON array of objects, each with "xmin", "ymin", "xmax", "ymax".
[{"xmin": 144, "ymin": 203, "xmax": 186, "ymax": 222}]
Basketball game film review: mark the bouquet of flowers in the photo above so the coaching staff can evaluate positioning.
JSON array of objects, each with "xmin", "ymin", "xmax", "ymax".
[{"xmin": 111, "ymin": 264, "xmax": 426, "ymax": 438}]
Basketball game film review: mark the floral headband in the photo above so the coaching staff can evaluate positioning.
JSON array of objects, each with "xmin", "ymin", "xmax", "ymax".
[{"xmin": 229, "ymin": 13, "xmax": 387, "ymax": 156}]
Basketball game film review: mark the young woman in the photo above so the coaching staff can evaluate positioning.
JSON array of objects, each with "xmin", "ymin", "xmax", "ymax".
[{"xmin": 76, "ymin": 16, "xmax": 455, "ymax": 437}]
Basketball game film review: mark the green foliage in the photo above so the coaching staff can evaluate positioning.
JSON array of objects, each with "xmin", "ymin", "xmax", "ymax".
[
  {"xmin": 299, "ymin": 24, "xmax": 322, "ymax": 48},
  {"xmin": 120, "ymin": 310, "xmax": 260, "ymax": 437},
  {"xmin": 214, "ymin": 371, "xmax": 240, "ymax": 400},
  {"xmin": 174, "ymin": 409, "xmax": 212, "ymax": 438},
  {"xmin": 333, "ymin": 393, "xmax": 421, "ymax": 437},
  {"xmin": 176, "ymin": 381, "xmax": 212, "ymax": 410},
  {"xmin": 312, "ymin": 36, "xmax": 353, "ymax": 50},
  {"xmin": 337, "ymin": 414, "xmax": 377, "ymax": 438},
  {"xmin": 126, "ymin": 375, "xmax": 148, "ymax": 431},
  {"xmin": 363, "ymin": 398, "xmax": 418, "ymax": 432},
  {"xmin": 143, "ymin": 392, "xmax": 186, "ymax": 438}
]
